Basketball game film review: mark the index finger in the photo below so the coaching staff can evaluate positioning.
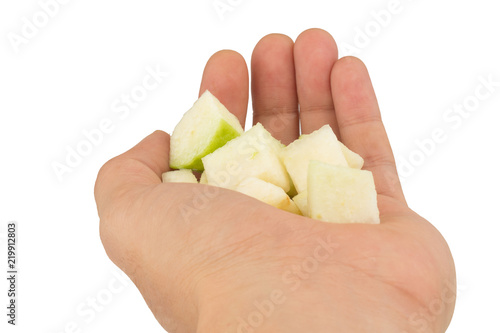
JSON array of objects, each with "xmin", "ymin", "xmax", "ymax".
[{"xmin": 199, "ymin": 50, "xmax": 249, "ymax": 128}]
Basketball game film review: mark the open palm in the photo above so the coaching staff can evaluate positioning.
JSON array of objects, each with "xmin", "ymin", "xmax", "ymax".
[{"xmin": 95, "ymin": 29, "xmax": 456, "ymax": 333}]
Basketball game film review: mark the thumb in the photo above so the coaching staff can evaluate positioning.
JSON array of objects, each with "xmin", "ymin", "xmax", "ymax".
[{"xmin": 94, "ymin": 130, "xmax": 170, "ymax": 216}]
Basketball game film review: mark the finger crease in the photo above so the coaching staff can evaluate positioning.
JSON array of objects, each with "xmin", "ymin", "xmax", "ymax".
[
  {"xmin": 363, "ymin": 155, "xmax": 396, "ymax": 170},
  {"xmin": 254, "ymin": 106, "xmax": 299, "ymax": 118},
  {"xmin": 299, "ymin": 104, "xmax": 335, "ymax": 114},
  {"xmin": 339, "ymin": 114, "xmax": 382, "ymax": 130}
]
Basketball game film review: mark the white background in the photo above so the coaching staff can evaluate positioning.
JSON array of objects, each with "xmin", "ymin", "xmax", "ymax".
[{"xmin": 1, "ymin": 0, "xmax": 499, "ymax": 332}]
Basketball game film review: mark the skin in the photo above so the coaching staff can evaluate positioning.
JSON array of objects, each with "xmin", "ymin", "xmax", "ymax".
[{"xmin": 94, "ymin": 29, "xmax": 456, "ymax": 333}]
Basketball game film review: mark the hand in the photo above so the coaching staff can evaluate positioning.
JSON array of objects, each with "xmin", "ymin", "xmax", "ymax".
[{"xmin": 95, "ymin": 29, "xmax": 456, "ymax": 333}]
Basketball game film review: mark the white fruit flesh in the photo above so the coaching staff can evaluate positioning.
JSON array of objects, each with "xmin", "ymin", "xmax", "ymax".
[
  {"xmin": 162, "ymin": 169, "xmax": 198, "ymax": 184},
  {"xmin": 292, "ymin": 191, "xmax": 308, "ymax": 217},
  {"xmin": 308, "ymin": 161, "xmax": 379, "ymax": 224},
  {"xmin": 339, "ymin": 142, "xmax": 364, "ymax": 169},
  {"xmin": 282, "ymin": 125, "xmax": 348, "ymax": 193},
  {"xmin": 236, "ymin": 177, "xmax": 300, "ymax": 215},
  {"xmin": 199, "ymin": 171, "xmax": 208, "ymax": 184},
  {"xmin": 170, "ymin": 90, "xmax": 244, "ymax": 171},
  {"xmin": 202, "ymin": 123, "xmax": 290, "ymax": 191}
]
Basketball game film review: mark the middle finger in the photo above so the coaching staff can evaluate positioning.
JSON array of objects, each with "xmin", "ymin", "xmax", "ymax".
[{"xmin": 251, "ymin": 34, "xmax": 299, "ymax": 145}]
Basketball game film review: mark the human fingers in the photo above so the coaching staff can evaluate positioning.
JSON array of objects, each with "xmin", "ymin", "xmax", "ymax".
[
  {"xmin": 331, "ymin": 57, "xmax": 406, "ymax": 203},
  {"xmin": 251, "ymin": 33, "xmax": 299, "ymax": 144},
  {"xmin": 199, "ymin": 50, "xmax": 249, "ymax": 128},
  {"xmin": 294, "ymin": 28, "xmax": 340, "ymax": 136}
]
